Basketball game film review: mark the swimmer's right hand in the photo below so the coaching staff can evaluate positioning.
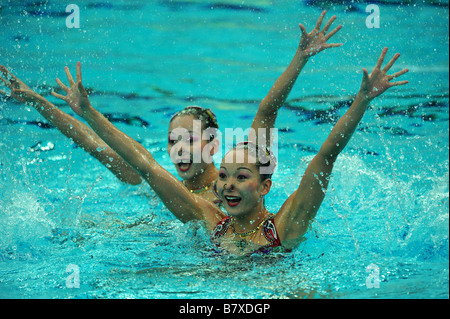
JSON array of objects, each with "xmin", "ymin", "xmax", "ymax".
[{"xmin": 51, "ymin": 62, "xmax": 91, "ymax": 117}]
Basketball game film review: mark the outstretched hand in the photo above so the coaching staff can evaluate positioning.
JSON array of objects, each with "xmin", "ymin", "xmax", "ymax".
[
  {"xmin": 51, "ymin": 62, "xmax": 91, "ymax": 116},
  {"xmin": 298, "ymin": 10, "xmax": 343, "ymax": 58},
  {"xmin": 359, "ymin": 47, "xmax": 409, "ymax": 100},
  {"xmin": 0, "ymin": 66, "xmax": 48, "ymax": 106}
]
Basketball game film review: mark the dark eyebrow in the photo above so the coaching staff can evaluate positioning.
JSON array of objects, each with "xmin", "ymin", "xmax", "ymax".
[
  {"xmin": 169, "ymin": 130, "xmax": 194, "ymax": 135},
  {"xmin": 168, "ymin": 130, "xmax": 196, "ymax": 140},
  {"xmin": 219, "ymin": 166, "xmax": 254, "ymax": 174}
]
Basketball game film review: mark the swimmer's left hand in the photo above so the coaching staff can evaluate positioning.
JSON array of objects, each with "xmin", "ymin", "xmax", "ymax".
[{"xmin": 298, "ymin": 10, "xmax": 343, "ymax": 58}]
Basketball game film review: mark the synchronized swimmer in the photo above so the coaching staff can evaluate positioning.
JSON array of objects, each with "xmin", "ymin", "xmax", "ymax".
[{"xmin": 0, "ymin": 11, "xmax": 408, "ymax": 256}]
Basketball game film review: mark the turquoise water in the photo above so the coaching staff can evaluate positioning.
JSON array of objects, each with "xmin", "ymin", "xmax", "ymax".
[{"xmin": 0, "ymin": 0, "xmax": 448, "ymax": 299}]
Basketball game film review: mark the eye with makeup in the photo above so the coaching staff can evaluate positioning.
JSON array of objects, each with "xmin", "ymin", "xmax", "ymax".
[
  {"xmin": 218, "ymin": 170, "xmax": 227, "ymax": 179},
  {"xmin": 167, "ymin": 133, "xmax": 199, "ymax": 145},
  {"xmin": 167, "ymin": 133, "xmax": 178, "ymax": 145},
  {"xmin": 237, "ymin": 173, "xmax": 249, "ymax": 180},
  {"xmin": 189, "ymin": 135, "xmax": 200, "ymax": 144},
  {"xmin": 218, "ymin": 169, "xmax": 251, "ymax": 182}
]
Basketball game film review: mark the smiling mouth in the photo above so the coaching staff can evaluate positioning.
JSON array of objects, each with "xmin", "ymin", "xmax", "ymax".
[
  {"xmin": 224, "ymin": 195, "xmax": 242, "ymax": 207},
  {"xmin": 177, "ymin": 159, "xmax": 192, "ymax": 172}
]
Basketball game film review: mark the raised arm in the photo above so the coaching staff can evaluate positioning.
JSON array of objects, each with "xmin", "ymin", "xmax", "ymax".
[
  {"xmin": 0, "ymin": 65, "xmax": 142, "ymax": 185},
  {"xmin": 52, "ymin": 63, "xmax": 224, "ymax": 226},
  {"xmin": 276, "ymin": 48, "xmax": 409, "ymax": 246},
  {"xmin": 251, "ymin": 10, "xmax": 343, "ymax": 147}
]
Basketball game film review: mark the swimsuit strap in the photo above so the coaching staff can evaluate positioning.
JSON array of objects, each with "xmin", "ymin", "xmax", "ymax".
[
  {"xmin": 212, "ymin": 214, "xmax": 280, "ymax": 245},
  {"xmin": 211, "ymin": 216, "xmax": 231, "ymax": 240},
  {"xmin": 212, "ymin": 214, "xmax": 288, "ymax": 254},
  {"xmin": 262, "ymin": 214, "xmax": 281, "ymax": 247}
]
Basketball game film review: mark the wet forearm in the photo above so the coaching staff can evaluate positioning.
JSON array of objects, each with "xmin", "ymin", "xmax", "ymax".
[
  {"xmin": 319, "ymin": 92, "xmax": 371, "ymax": 159},
  {"xmin": 252, "ymin": 51, "xmax": 308, "ymax": 148},
  {"xmin": 32, "ymin": 97, "xmax": 142, "ymax": 184},
  {"xmin": 81, "ymin": 103, "xmax": 156, "ymax": 176},
  {"xmin": 32, "ymin": 97, "xmax": 104, "ymax": 151},
  {"xmin": 259, "ymin": 51, "xmax": 308, "ymax": 116}
]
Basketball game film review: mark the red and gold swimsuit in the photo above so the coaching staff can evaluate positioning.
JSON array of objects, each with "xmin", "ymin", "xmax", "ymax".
[{"xmin": 211, "ymin": 214, "xmax": 290, "ymax": 254}]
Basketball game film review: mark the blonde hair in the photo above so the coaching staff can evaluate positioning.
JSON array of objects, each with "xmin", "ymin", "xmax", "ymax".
[{"xmin": 170, "ymin": 106, "xmax": 219, "ymax": 131}]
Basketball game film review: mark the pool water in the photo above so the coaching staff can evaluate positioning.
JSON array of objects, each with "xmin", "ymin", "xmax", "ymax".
[{"xmin": 0, "ymin": 0, "xmax": 448, "ymax": 299}]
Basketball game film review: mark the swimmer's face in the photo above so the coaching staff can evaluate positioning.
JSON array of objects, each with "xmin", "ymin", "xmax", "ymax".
[
  {"xmin": 167, "ymin": 114, "xmax": 216, "ymax": 180},
  {"xmin": 216, "ymin": 149, "xmax": 271, "ymax": 216}
]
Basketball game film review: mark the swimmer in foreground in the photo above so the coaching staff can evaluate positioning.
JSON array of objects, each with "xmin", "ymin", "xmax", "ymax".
[
  {"xmin": 0, "ymin": 11, "xmax": 343, "ymax": 203},
  {"xmin": 47, "ymin": 48, "xmax": 408, "ymax": 255}
]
